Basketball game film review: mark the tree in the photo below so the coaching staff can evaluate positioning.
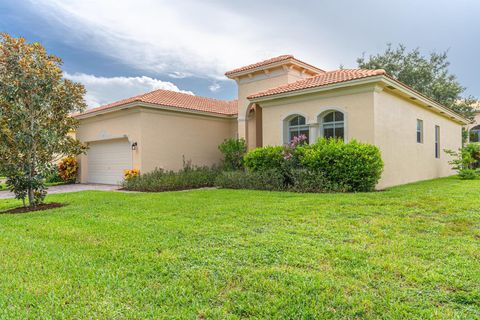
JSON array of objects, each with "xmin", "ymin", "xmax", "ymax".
[
  {"xmin": 357, "ymin": 44, "xmax": 478, "ymax": 120},
  {"xmin": 0, "ymin": 33, "xmax": 86, "ymax": 207}
]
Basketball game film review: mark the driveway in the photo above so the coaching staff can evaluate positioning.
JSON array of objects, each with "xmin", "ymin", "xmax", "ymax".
[{"xmin": 0, "ymin": 184, "xmax": 120, "ymax": 199}]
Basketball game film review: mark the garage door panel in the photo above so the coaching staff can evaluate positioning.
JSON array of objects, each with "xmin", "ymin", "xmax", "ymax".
[{"xmin": 87, "ymin": 139, "xmax": 132, "ymax": 185}]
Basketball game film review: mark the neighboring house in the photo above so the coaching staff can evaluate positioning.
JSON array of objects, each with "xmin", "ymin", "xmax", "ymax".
[
  {"xmin": 466, "ymin": 102, "xmax": 480, "ymax": 142},
  {"xmin": 74, "ymin": 55, "xmax": 469, "ymax": 188}
]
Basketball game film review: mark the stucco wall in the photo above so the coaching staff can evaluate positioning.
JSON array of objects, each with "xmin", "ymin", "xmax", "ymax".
[
  {"xmin": 236, "ymin": 66, "xmax": 313, "ymax": 142},
  {"xmin": 76, "ymin": 108, "xmax": 142, "ymax": 183},
  {"xmin": 258, "ymin": 86, "xmax": 376, "ymax": 146},
  {"xmin": 76, "ymin": 107, "xmax": 237, "ymax": 182},
  {"xmin": 374, "ymin": 90, "xmax": 461, "ymax": 188},
  {"xmin": 139, "ymin": 109, "xmax": 236, "ymax": 172},
  {"xmin": 256, "ymin": 85, "xmax": 462, "ymax": 189}
]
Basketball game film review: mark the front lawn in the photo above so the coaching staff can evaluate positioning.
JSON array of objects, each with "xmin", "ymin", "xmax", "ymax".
[{"xmin": 0, "ymin": 177, "xmax": 479, "ymax": 319}]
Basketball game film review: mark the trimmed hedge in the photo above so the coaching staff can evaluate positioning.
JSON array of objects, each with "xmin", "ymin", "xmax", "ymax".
[
  {"xmin": 215, "ymin": 169, "xmax": 285, "ymax": 191},
  {"xmin": 123, "ymin": 166, "xmax": 219, "ymax": 192},
  {"xmin": 300, "ymin": 139, "xmax": 384, "ymax": 192},
  {"xmin": 239, "ymin": 138, "xmax": 383, "ymax": 192},
  {"xmin": 244, "ymin": 146, "xmax": 284, "ymax": 172}
]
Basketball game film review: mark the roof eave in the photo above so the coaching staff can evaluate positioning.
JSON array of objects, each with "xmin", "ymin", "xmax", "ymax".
[
  {"xmin": 74, "ymin": 101, "xmax": 238, "ymax": 120},
  {"xmin": 225, "ymin": 58, "xmax": 324, "ymax": 79},
  {"xmin": 249, "ymin": 75, "xmax": 469, "ymax": 125}
]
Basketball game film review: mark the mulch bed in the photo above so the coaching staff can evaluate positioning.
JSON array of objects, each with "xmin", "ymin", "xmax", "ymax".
[{"xmin": 1, "ymin": 203, "xmax": 65, "ymax": 214}]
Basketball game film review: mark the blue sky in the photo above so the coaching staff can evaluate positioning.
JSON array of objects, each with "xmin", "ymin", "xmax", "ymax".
[{"xmin": 1, "ymin": 0, "xmax": 479, "ymax": 108}]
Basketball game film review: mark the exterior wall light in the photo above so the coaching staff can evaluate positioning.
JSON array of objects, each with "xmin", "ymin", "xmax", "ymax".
[{"xmin": 131, "ymin": 142, "xmax": 138, "ymax": 150}]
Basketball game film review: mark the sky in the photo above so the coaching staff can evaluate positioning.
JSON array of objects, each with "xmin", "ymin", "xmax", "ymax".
[{"xmin": 1, "ymin": 0, "xmax": 479, "ymax": 109}]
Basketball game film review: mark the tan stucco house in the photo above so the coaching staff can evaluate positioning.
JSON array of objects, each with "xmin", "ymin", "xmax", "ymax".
[
  {"xmin": 466, "ymin": 102, "xmax": 480, "ymax": 142},
  {"xmin": 74, "ymin": 55, "xmax": 469, "ymax": 188}
]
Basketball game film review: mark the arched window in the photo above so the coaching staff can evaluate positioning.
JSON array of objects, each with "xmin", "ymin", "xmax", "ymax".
[
  {"xmin": 321, "ymin": 111, "xmax": 344, "ymax": 140},
  {"xmin": 287, "ymin": 115, "xmax": 309, "ymax": 142},
  {"xmin": 470, "ymin": 125, "xmax": 480, "ymax": 143}
]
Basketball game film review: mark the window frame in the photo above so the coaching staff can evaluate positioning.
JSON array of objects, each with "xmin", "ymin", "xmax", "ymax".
[
  {"xmin": 286, "ymin": 115, "xmax": 310, "ymax": 143},
  {"xmin": 435, "ymin": 125, "xmax": 440, "ymax": 159},
  {"xmin": 470, "ymin": 125, "xmax": 480, "ymax": 143},
  {"xmin": 416, "ymin": 119, "xmax": 423, "ymax": 144},
  {"xmin": 320, "ymin": 110, "xmax": 345, "ymax": 140}
]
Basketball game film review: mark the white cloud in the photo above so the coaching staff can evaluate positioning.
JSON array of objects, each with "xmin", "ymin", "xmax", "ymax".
[
  {"xmin": 209, "ymin": 82, "xmax": 221, "ymax": 92},
  {"xmin": 27, "ymin": 0, "xmax": 332, "ymax": 79},
  {"xmin": 64, "ymin": 72, "xmax": 193, "ymax": 108},
  {"xmin": 168, "ymin": 71, "xmax": 193, "ymax": 79}
]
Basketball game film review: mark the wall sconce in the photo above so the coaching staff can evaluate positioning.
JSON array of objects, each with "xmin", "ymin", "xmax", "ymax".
[{"xmin": 131, "ymin": 142, "xmax": 138, "ymax": 150}]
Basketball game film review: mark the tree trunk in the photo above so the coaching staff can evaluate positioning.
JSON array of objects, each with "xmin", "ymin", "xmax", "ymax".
[{"xmin": 27, "ymin": 169, "xmax": 34, "ymax": 207}]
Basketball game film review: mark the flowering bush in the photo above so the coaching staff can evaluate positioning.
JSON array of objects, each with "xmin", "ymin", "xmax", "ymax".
[
  {"xmin": 58, "ymin": 157, "xmax": 78, "ymax": 183},
  {"xmin": 124, "ymin": 169, "xmax": 140, "ymax": 181}
]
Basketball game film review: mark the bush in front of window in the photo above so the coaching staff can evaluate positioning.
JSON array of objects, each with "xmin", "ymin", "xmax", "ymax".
[
  {"xmin": 244, "ymin": 146, "xmax": 285, "ymax": 172},
  {"xmin": 237, "ymin": 138, "xmax": 384, "ymax": 192},
  {"xmin": 300, "ymin": 139, "xmax": 384, "ymax": 192}
]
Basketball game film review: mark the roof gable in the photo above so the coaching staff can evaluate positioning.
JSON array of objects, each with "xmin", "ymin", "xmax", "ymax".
[{"xmin": 225, "ymin": 54, "xmax": 324, "ymax": 77}]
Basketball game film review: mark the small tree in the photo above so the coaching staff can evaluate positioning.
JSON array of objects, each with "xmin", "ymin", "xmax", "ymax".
[
  {"xmin": 445, "ymin": 143, "xmax": 480, "ymax": 179},
  {"xmin": 357, "ymin": 44, "xmax": 478, "ymax": 121},
  {"xmin": 218, "ymin": 138, "xmax": 247, "ymax": 171},
  {"xmin": 0, "ymin": 33, "xmax": 86, "ymax": 207}
]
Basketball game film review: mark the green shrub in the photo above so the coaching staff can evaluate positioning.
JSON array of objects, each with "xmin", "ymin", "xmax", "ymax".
[
  {"xmin": 215, "ymin": 169, "xmax": 285, "ymax": 191},
  {"xmin": 300, "ymin": 139, "xmax": 383, "ymax": 192},
  {"xmin": 244, "ymin": 146, "xmax": 285, "ymax": 172},
  {"xmin": 289, "ymin": 169, "xmax": 348, "ymax": 193},
  {"xmin": 44, "ymin": 165, "xmax": 63, "ymax": 183},
  {"xmin": 218, "ymin": 138, "xmax": 247, "ymax": 171},
  {"xmin": 123, "ymin": 166, "xmax": 220, "ymax": 192},
  {"xmin": 445, "ymin": 143, "xmax": 480, "ymax": 178},
  {"xmin": 458, "ymin": 169, "xmax": 478, "ymax": 180}
]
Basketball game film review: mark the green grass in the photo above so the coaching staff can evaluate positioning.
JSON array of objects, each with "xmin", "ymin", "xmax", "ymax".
[{"xmin": 0, "ymin": 177, "xmax": 479, "ymax": 319}]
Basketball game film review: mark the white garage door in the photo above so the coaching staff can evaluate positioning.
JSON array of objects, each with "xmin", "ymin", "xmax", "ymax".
[{"xmin": 86, "ymin": 139, "xmax": 132, "ymax": 185}]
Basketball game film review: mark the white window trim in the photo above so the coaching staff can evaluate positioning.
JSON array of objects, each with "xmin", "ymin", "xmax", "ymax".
[
  {"xmin": 416, "ymin": 119, "xmax": 424, "ymax": 144},
  {"xmin": 317, "ymin": 108, "xmax": 347, "ymax": 141},
  {"xmin": 435, "ymin": 125, "xmax": 441, "ymax": 159},
  {"xmin": 281, "ymin": 112, "xmax": 311, "ymax": 144}
]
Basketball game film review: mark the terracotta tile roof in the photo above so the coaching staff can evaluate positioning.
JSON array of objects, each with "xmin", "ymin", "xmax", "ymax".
[
  {"xmin": 225, "ymin": 54, "xmax": 324, "ymax": 76},
  {"xmin": 247, "ymin": 69, "xmax": 386, "ymax": 99},
  {"xmin": 76, "ymin": 89, "xmax": 238, "ymax": 117}
]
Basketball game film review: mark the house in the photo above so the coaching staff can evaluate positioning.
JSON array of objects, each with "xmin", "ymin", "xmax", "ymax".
[
  {"xmin": 74, "ymin": 55, "xmax": 469, "ymax": 188},
  {"xmin": 467, "ymin": 102, "xmax": 480, "ymax": 142}
]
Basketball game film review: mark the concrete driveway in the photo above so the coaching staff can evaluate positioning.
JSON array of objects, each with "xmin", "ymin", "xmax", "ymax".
[{"xmin": 0, "ymin": 184, "xmax": 120, "ymax": 199}]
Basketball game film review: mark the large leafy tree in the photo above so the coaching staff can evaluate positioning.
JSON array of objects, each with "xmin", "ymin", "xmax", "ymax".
[
  {"xmin": 0, "ymin": 33, "xmax": 86, "ymax": 207},
  {"xmin": 357, "ymin": 44, "xmax": 478, "ymax": 120}
]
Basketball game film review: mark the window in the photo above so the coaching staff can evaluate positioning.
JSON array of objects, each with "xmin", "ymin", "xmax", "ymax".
[
  {"xmin": 470, "ymin": 125, "xmax": 480, "ymax": 143},
  {"xmin": 416, "ymin": 119, "xmax": 423, "ymax": 143},
  {"xmin": 435, "ymin": 125, "xmax": 440, "ymax": 158},
  {"xmin": 287, "ymin": 115, "xmax": 309, "ymax": 142},
  {"xmin": 321, "ymin": 111, "xmax": 344, "ymax": 140}
]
